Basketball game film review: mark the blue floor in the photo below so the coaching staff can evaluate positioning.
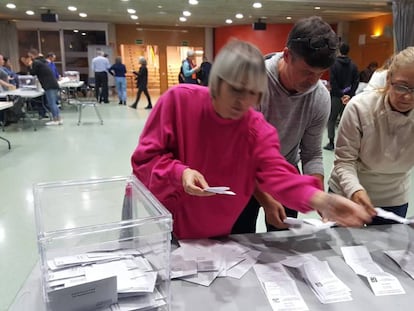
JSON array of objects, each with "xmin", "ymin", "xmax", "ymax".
[{"xmin": 0, "ymin": 93, "xmax": 413, "ymax": 310}]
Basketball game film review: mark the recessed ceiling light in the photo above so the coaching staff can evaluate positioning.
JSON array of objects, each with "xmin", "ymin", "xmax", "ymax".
[
  {"xmin": 6, "ymin": 3, "xmax": 16, "ymax": 9},
  {"xmin": 225, "ymin": 19, "xmax": 233, "ymax": 24},
  {"xmin": 158, "ymin": 5, "xmax": 162, "ymax": 9},
  {"xmin": 79, "ymin": 12, "xmax": 87, "ymax": 18},
  {"xmin": 253, "ymin": 2, "xmax": 262, "ymax": 9},
  {"xmin": 314, "ymin": 6, "xmax": 321, "ymax": 10},
  {"xmin": 286, "ymin": 16, "xmax": 292, "ymax": 20},
  {"xmin": 26, "ymin": 10, "xmax": 35, "ymax": 15},
  {"xmin": 81, "ymin": 32, "xmax": 86, "ymax": 36},
  {"xmin": 235, "ymin": 13, "xmax": 243, "ymax": 19},
  {"xmin": 130, "ymin": 15, "xmax": 138, "ymax": 20},
  {"xmin": 179, "ymin": 17, "xmax": 187, "ymax": 22},
  {"xmin": 183, "ymin": 10, "xmax": 191, "ymax": 17},
  {"xmin": 68, "ymin": 6, "xmax": 77, "ymax": 11},
  {"xmin": 73, "ymin": 29, "xmax": 79, "ymax": 33},
  {"xmin": 189, "ymin": 0, "xmax": 198, "ymax": 5},
  {"xmin": 127, "ymin": 8, "xmax": 136, "ymax": 14}
]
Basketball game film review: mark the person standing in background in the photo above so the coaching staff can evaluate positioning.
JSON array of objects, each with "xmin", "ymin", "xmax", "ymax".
[
  {"xmin": 91, "ymin": 51, "xmax": 110, "ymax": 104},
  {"xmin": 130, "ymin": 57, "xmax": 152, "ymax": 109},
  {"xmin": 232, "ymin": 16, "xmax": 338, "ymax": 234},
  {"xmin": 359, "ymin": 61, "xmax": 378, "ymax": 83},
  {"xmin": 22, "ymin": 48, "xmax": 62, "ymax": 125},
  {"xmin": 46, "ymin": 52, "xmax": 60, "ymax": 80},
  {"xmin": 182, "ymin": 50, "xmax": 200, "ymax": 84},
  {"xmin": 199, "ymin": 56, "xmax": 212, "ymax": 86},
  {"xmin": 109, "ymin": 57, "xmax": 127, "ymax": 105},
  {"xmin": 323, "ymin": 43, "xmax": 359, "ymax": 151}
]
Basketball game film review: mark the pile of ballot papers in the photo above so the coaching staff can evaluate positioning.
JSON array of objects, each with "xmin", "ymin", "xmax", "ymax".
[
  {"xmin": 170, "ymin": 239, "xmax": 261, "ymax": 286},
  {"xmin": 46, "ymin": 248, "xmax": 167, "ymax": 311}
]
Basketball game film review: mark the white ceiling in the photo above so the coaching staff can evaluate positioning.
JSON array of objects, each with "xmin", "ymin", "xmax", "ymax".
[{"xmin": 0, "ymin": 0, "xmax": 392, "ymax": 27}]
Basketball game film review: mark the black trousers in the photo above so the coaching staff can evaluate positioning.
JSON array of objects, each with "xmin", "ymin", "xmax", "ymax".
[
  {"xmin": 327, "ymin": 96, "xmax": 344, "ymax": 141},
  {"xmin": 134, "ymin": 87, "xmax": 152, "ymax": 107},
  {"xmin": 95, "ymin": 72, "xmax": 108, "ymax": 102}
]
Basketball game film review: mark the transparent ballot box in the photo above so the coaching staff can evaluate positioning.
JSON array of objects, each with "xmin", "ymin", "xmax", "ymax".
[
  {"xmin": 18, "ymin": 74, "xmax": 39, "ymax": 90},
  {"xmin": 33, "ymin": 176, "xmax": 172, "ymax": 311}
]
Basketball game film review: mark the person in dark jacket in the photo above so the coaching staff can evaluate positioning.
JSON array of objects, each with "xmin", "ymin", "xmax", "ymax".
[
  {"xmin": 130, "ymin": 57, "xmax": 152, "ymax": 109},
  {"xmin": 323, "ymin": 43, "xmax": 359, "ymax": 150},
  {"xmin": 109, "ymin": 57, "xmax": 127, "ymax": 105},
  {"xmin": 22, "ymin": 48, "xmax": 62, "ymax": 125},
  {"xmin": 199, "ymin": 56, "xmax": 212, "ymax": 86}
]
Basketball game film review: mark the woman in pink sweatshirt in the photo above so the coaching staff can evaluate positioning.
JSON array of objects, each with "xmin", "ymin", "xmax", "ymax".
[{"xmin": 131, "ymin": 40, "xmax": 375, "ymax": 239}]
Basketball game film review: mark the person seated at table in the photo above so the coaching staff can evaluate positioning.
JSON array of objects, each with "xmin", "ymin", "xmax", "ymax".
[
  {"xmin": 131, "ymin": 40, "xmax": 376, "ymax": 240},
  {"xmin": 328, "ymin": 46, "xmax": 414, "ymax": 225}
]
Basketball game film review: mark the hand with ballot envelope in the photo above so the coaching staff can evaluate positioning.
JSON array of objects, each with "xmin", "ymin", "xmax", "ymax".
[{"xmin": 253, "ymin": 190, "xmax": 289, "ymax": 229}]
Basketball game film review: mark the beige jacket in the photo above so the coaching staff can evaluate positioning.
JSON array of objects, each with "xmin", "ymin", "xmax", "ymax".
[{"xmin": 328, "ymin": 90, "xmax": 414, "ymax": 206}]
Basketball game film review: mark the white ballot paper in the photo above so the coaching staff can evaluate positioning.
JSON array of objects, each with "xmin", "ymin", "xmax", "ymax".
[
  {"xmin": 283, "ymin": 217, "xmax": 335, "ymax": 235},
  {"xmin": 281, "ymin": 255, "xmax": 352, "ymax": 304},
  {"xmin": 384, "ymin": 249, "xmax": 414, "ymax": 279},
  {"xmin": 254, "ymin": 263, "xmax": 309, "ymax": 311},
  {"xmin": 375, "ymin": 208, "xmax": 414, "ymax": 225},
  {"xmin": 341, "ymin": 245, "xmax": 405, "ymax": 296},
  {"xmin": 204, "ymin": 186, "xmax": 236, "ymax": 195}
]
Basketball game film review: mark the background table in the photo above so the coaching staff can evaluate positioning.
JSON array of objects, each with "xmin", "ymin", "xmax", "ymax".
[{"xmin": 9, "ymin": 224, "xmax": 414, "ymax": 311}]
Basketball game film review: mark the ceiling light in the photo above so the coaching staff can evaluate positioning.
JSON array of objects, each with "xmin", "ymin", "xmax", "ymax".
[
  {"xmin": 81, "ymin": 32, "xmax": 86, "ymax": 36},
  {"xmin": 6, "ymin": 3, "xmax": 16, "ymax": 9},
  {"xmin": 314, "ymin": 6, "xmax": 321, "ymax": 10},
  {"xmin": 183, "ymin": 10, "xmax": 191, "ymax": 17},
  {"xmin": 235, "ymin": 13, "xmax": 243, "ymax": 19},
  {"xmin": 130, "ymin": 15, "xmax": 138, "ymax": 20},
  {"xmin": 79, "ymin": 12, "xmax": 87, "ymax": 18},
  {"xmin": 68, "ymin": 6, "xmax": 77, "ymax": 11},
  {"xmin": 179, "ymin": 17, "xmax": 187, "ymax": 22},
  {"xmin": 286, "ymin": 16, "xmax": 292, "ymax": 20},
  {"xmin": 127, "ymin": 8, "xmax": 136, "ymax": 14},
  {"xmin": 225, "ymin": 19, "xmax": 233, "ymax": 24},
  {"xmin": 253, "ymin": 2, "xmax": 262, "ymax": 9},
  {"xmin": 73, "ymin": 29, "xmax": 79, "ymax": 33},
  {"xmin": 189, "ymin": 0, "xmax": 198, "ymax": 5},
  {"xmin": 26, "ymin": 10, "xmax": 34, "ymax": 15},
  {"xmin": 158, "ymin": 5, "xmax": 162, "ymax": 9}
]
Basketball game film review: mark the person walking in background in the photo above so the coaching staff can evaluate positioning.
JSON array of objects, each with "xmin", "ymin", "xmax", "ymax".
[
  {"xmin": 109, "ymin": 57, "xmax": 127, "ymax": 105},
  {"xmin": 199, "ymin": 56, "xmax": 212, "ymax": 86},
  {"xmin": 328, "ymin": 46, "xmax": 414, "ymax": 225},
  {"xmin": 131, "ymin": 40, "xmax": 375, "ymax": 240},
  {"xmin": 21, "ymin": 48, "xmax": 62, "ymax": 125},
  {"xmin": 91, "ymin": 51, "xmax": 110, "ymax": 103},
  {"xmin": 233, "ymin": 16, "xmax": 338, "ymax": 234},
  {"xmin": 323, "ymin": 43, "xmax": 359, "ymax": 151},
  {"xmin": 46, "ymin": 52, "xmax": 60, "ymax": 80},
  {"xmin": 182, "ymin": 50, "xmax": 200, "ymax": 84},
  {"xmin": 130, "ymin": 57, "xmax": 152, "ymax": 109}
]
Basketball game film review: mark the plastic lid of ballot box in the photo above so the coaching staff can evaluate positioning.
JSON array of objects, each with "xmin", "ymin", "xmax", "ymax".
[{"xmin": 33, "ymin": 175, "xmax": 172, "ymax": 311}]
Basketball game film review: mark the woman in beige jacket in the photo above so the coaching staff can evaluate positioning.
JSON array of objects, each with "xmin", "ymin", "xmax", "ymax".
[{"xmin": 328, "ymin": 46, "xmax": 414, "ymax": 225}]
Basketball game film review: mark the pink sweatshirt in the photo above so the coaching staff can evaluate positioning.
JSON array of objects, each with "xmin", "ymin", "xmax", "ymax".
[{"xmin": 132, "ymin": 84, "xmax": 321, "ymax": 239}]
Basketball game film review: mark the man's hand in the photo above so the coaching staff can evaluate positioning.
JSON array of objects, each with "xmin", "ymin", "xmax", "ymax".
[
  {"xmin": 310, "ymin": 191, "xmax": 376, "ymax": 227},
  {"xmin": 182, "ymin": 168, "xmax": 215, "ymax": 196},
  {"xmin": 341, "ymin": 95, "xmax": 351, "ymax": 105},
  {"xmin": 254, "ymin": 190, "xmax": 289, "ymax": 229}
]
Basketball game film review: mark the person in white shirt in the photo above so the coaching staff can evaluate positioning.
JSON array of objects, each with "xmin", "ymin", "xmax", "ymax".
[{"xmin": 91, "ymin": 51, "xmax": 110, "ymax": 103}]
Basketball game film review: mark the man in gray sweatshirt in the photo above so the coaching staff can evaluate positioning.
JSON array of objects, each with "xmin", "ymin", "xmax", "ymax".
[{"xmin": 232, "ymin": 16, "xmax": 338, "ymax": 233}]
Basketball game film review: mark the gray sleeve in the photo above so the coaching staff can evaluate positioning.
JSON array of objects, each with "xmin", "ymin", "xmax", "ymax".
[{"xmin": 299, "ymin": 85, "xmax": 330, "ymax": 176}]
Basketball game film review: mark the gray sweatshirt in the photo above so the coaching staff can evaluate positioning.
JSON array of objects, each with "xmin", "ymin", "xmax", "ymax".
[{"xmin": 259, "ymin": 53, "xmax": 330, "ymax": 176}]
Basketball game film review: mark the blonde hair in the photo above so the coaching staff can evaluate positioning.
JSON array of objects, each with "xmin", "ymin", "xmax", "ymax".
[
  {"xmin": 385, "ymin": 47, "xmax": 414, "ymax": 91},
  {"xmin": 209, "ymin": 40, "xmax": 267, "ymax": 104}
]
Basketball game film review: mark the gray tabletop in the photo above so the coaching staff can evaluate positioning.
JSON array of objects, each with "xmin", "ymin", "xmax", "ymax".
[{"xmin": 9, "ymin": 224, "xmax": 414, "ymax": 311}]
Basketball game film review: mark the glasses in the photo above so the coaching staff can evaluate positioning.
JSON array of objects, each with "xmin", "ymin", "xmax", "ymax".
[
  {"xmin": 391, "ymin": 82, "xmax": 414, "ymax": 96},
  {"xmin": 289, "ymin": 36, "xmax": 337, "ymax": 51}
]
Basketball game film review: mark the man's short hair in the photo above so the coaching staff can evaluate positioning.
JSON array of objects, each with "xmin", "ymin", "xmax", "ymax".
[
  {"xmin": 339, "ymin": 43, "xmax": 350, "ymax": 55},
  {"xmin": 287, "ymin": 16, "xmax": 338, "ymax": 69}
]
